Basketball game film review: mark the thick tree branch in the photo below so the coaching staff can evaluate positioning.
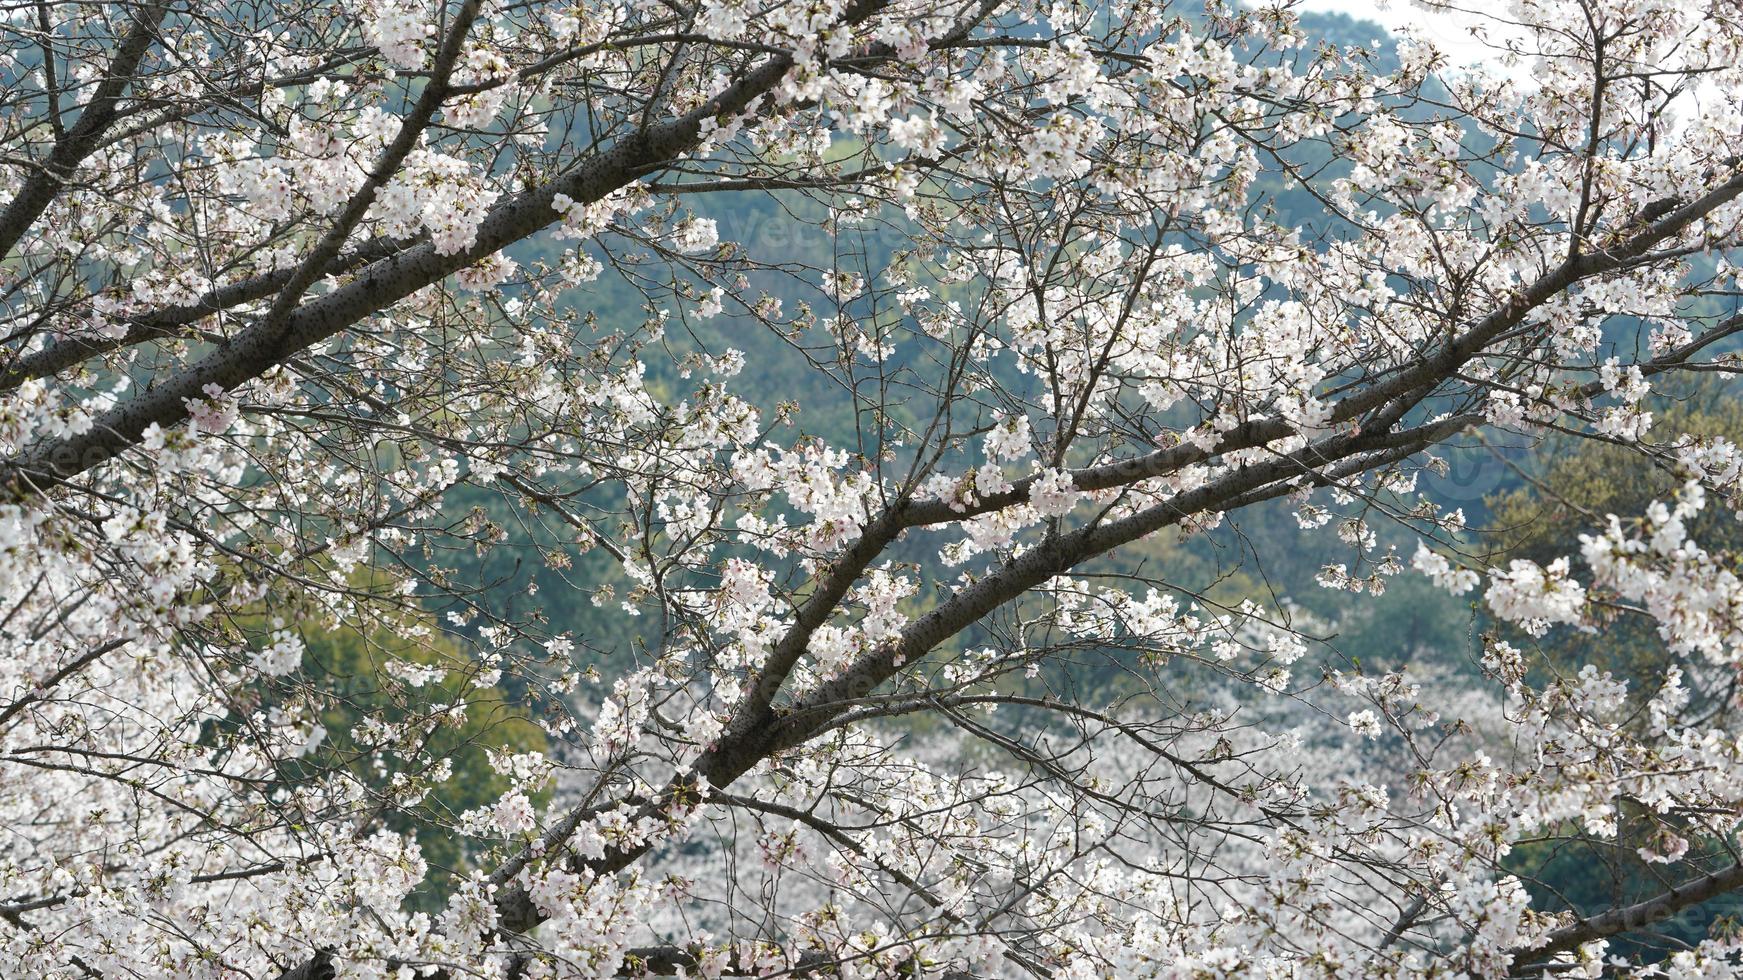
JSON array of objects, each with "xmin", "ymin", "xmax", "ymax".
[
  {"xmin": 0, "ymin": 1, "xmax": 170, "ymax": 260},
  {"xmin": 1521, "ymin": 861, "xmax": 1743, "ymax": 961},
  {"xmin": 0, "ymin": 236, "xmax": 413, "ymax": 392},
  {"xmin": 0, "ymin": 17, "xmax": 813, "ymax": 498}
]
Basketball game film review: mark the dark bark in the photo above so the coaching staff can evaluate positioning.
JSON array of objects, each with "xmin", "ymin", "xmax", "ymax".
[{"xmin": 0, "ymin": 2, "xmax": 170, "ymax": 260}]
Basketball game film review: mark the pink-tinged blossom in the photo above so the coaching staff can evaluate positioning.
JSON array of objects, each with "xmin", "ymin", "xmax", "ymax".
[
  {"xmin": 183, "ymin": 383, "xmax": 238, "ymax": 435},
  {"xmin": 1030, "ymin": 467, "xmax": 1079, "ymax": 516},
  {"xmin": 1413, "ymin": 542, "xmax": 1479, "ymax": 595},
  {"xmin": 365, "ymin": 0, "xmax": 435, "ymax": 69},
  {"xmin": 1486, "ymin": 558, "xmax": 1587, "ymax": 636}
]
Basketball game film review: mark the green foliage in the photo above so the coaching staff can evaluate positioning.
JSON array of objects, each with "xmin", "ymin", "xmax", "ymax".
[
  {"xmin": 1488, "ymin": 389, "xmax": 1743, "ymax": 958},
  {"xmin": 423, "ymin": 479, "xmax": 638, "ymax": 662},
  {"xmin": 1488, "ymin": 391, "xmax": 1743, "ymax": 689},
  {"xmin": 296, "ymin": 614, "xmax": 548, "ymax": 909},
  {"xmin": 1508, "ymin": 817, "xmax": 1743, "ymax": 962}
]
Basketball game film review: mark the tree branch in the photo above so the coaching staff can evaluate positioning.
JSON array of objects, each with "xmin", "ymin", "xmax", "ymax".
[{"xmin": 0, "ymin": 1, "xmax": 170, "ymax": 260}]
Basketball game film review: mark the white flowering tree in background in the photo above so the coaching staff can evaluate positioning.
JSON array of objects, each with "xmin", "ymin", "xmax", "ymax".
[{"xmin": 8, "ymin": 0, "xmax": 1743, "ymax": 975}]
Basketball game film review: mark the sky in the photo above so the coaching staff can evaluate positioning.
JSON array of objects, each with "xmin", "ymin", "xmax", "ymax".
[{"xmin": 1293, "ymin": 0, "xmax": 1527, "ymax": 75}]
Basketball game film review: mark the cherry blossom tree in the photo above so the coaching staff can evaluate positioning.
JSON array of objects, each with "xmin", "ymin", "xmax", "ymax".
[{"xmin": 6, "ymin": 0, "xmax": 1743, "ymax": 976}]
